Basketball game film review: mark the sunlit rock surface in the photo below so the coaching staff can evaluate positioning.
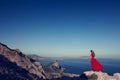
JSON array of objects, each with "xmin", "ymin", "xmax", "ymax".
[{"xmin": 84, "ymin": 71, "xmax": 120, "ymax": 80}]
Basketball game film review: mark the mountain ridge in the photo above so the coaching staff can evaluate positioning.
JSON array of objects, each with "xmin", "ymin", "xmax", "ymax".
[{"xmin": 0, "ymin": 43, "xmax": 46, "ymax": 79}]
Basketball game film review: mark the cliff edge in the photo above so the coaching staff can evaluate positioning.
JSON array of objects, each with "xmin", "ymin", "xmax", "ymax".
[
  {"xmin": 84, "ymin": 71, "xmax": 120, "ymax": 80},
  {"xmin": 0, "ymin": 43, "xmax": 46, "ymax": 79}
]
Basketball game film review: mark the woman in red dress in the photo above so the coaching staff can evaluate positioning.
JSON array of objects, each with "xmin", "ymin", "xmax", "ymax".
[{"xmin": 90, "ymin": 50, "xmax": 103, "ymax": 71}]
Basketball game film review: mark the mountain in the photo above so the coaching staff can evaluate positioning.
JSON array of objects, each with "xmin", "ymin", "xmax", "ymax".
[
  {"xmin": 43, "ymin": 60, "xmax": 64, "ymax": 79},
  {"xmin": 0, "ymin": 54, "xmax": 39, "ymax": 80},
  {"xmin": 0, "ymin": 43, "xmax": 81, "ymax": 80},
  {"xmin": 43, "ymin": 60, "xmax": 81, "ymax": 79},
  {"xmin": 0, "ymin": 43, "xmax": 46, "ymax": 79},
  {"xmin": 28, "ymin": 54, "xmax": 64, "ymax": 61},
  {"xmin": 28, "ymin": 54, "xmax": 49, "ymax": 61}
]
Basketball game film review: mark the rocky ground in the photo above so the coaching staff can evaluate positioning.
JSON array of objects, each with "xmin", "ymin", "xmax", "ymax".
[{"xmin": 84, "ymin": 71, "xmax": 120, "ymax": 80}]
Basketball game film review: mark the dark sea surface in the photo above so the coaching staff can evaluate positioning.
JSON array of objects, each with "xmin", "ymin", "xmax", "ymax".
[{"xmin": 40, "ymin": 58, "xmax": 120, "ymax": 76}]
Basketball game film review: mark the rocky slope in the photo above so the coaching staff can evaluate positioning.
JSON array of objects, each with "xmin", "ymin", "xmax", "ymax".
[
  {"xmin": 0, "ymin": 43, "xmax": 46, "ymax": 79},
  {"xmin": 84, "ymin": 71, "xmax": 120, "ymax": 80},
  {"xmin": 44, "ymin": 60, "xmax": 64, "ymax": 79},
  {"xmin": 0, "ymin": 43, "xmax": 80, "ymax": 80},
  {"xmin": 43, "ymin": 60, "xmax": 80, "ymax": 79},
  {"xmin": 0, "ymin": 54, "xmax": 39, "ymax": 80}
]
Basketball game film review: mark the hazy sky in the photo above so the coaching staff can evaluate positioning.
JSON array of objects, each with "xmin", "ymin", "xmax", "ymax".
[{"xmin": 0, "ymin": 0, "xmax": 120, "ymax": 58}]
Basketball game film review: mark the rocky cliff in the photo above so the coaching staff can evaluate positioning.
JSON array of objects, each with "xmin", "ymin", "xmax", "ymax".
[
  {"xmin": 0, "ymin": 54, "xmax": 39, "ymax": 80},
  {"xmin": 44, "ymin": 60, "xmax": 80, "ymax": 79},
  {"xmin": 44, "ymin": 60, "xmax": 64, "ymax": 79},
  {"xmin": 84, "ymin": 71, "xmax": 120, "ymax": 80},
  {"xmin": 0, "ymin": 43, "xmax": 80, "ymax": 80},
  {"xmin": 0, "ymin": 43, "xmax": 46, "ymax": 79}
]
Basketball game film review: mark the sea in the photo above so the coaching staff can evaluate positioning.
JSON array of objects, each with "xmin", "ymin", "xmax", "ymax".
[{"xmin": 40, "ymin": 58, "xmax": 120, "ymax": 76}]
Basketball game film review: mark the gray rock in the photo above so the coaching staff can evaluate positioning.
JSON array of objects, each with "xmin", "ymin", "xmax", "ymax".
[
  {"xmin": 84, "ymin": 71, "xmax": 120, "ymax": 80},
  {"xmin": 44, "ymin": 60, "xmax": 64, "ymax": 79},
  {"xmin": 44, "ymin": 60, "xmax": 80, "ymax": 79},
  {"xmin": 62, "ymin": 73, "xmax": 80, "ymax": 77},
  {"xmin": 113, "ymin": 73, "xmax": 120, "ymax": 80},
  {"xmin": 0, "ymin": 53, "xmax": 39, "ymax": 80},
  {"xmin": 0, "ymin": 43, "xmax": 46, "ymax": 79}
]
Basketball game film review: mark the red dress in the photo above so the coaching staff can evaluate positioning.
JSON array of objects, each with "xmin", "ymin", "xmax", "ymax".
[{"xmin": 90, "ymin": 53, "xmax": 103, "ymax": 71}]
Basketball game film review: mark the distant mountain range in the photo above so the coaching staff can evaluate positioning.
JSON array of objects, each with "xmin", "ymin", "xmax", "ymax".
[{"xmin": 28, "ymin": 54, "xmax": 89, "ymax": 61}]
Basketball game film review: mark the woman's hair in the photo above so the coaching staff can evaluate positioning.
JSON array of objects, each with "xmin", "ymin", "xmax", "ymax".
[
  {"xmin": 90, "ymin": 50, "xmax": 93, "ymax": 52},
  {"xmin": 90, "ymin": 50, "xmax": 95, "ymax": 57}
]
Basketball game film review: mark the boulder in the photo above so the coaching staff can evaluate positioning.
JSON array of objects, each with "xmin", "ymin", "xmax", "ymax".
[{"xmin": 84, "ymin": 71, "xmax": 120, "ymax": 80}]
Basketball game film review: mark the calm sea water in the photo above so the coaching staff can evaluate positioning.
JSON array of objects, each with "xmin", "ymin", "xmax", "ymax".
[{"xmin": 40, "ymin": 58, "xmax": 120, "ymax": 76}]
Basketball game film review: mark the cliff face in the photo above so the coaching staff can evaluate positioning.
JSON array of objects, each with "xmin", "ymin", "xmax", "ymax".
[
  {"xmin": 44, "ymin": 60, "xmax": 80, "ymax": 79},
  {"xmin": 0, "ymin": 43, "xmax": 46, "ymax": 79},
  {"xmin": 0, "ymin": 55, "xmax": 39, "ymax": 80},
  {"xmin": 44, "ymin": 60, "xmax": 64, "ymax": 79}
]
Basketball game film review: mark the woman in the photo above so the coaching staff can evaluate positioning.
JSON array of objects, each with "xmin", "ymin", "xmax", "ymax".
[{"xmin": 90, "ymin": 50, "xmax": 103, "ymax": 71}]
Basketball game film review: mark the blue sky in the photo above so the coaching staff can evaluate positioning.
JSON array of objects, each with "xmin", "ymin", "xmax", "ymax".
[{"xmin": 0, "ymin": 0, "xmax": 120, "ymax": 58}]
